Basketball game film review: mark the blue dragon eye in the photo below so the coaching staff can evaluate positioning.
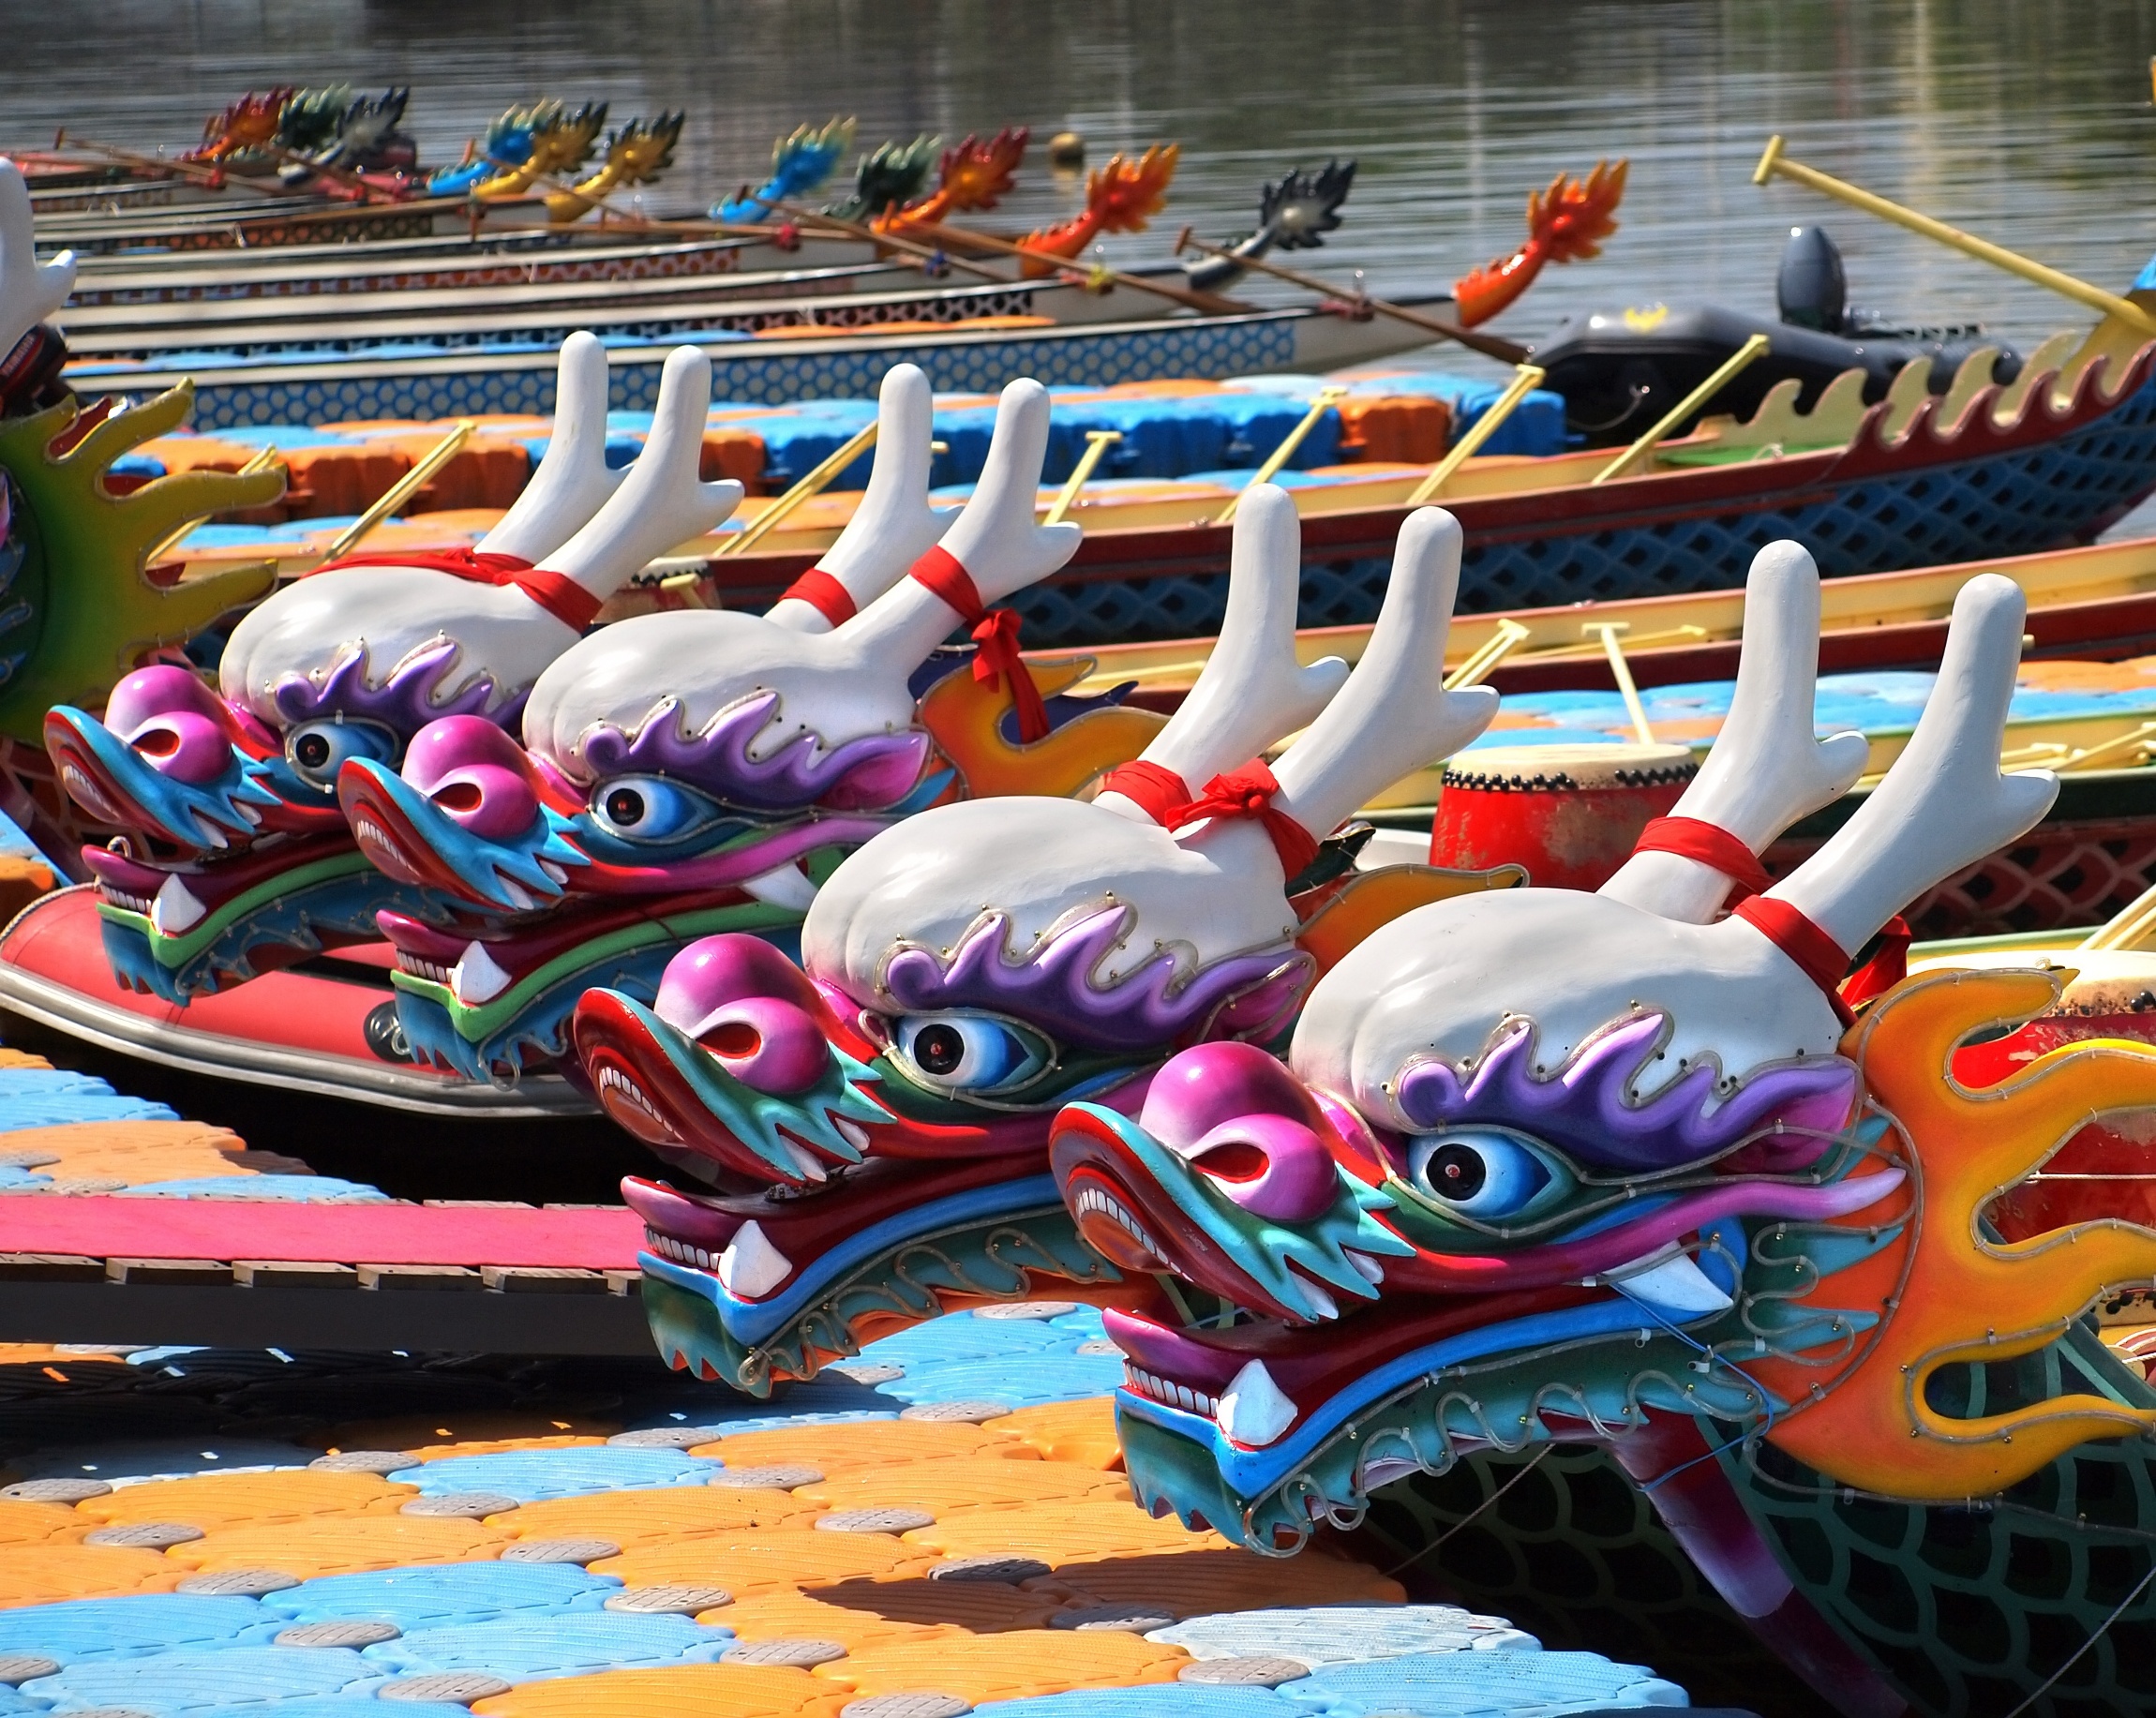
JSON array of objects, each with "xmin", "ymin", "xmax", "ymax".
[
  {"xmin": 893, "ymin": 1013, "xmax": 1048, "ymax": 1094},
  {"xmin": 589, "ymin": 774, "xmax": 719, "ymax": 844},
  {"xmin": 284, "ymin": 718, "xmax": 397, "ymax": 788},
  {"xmin": 1407, "ymin": 1129, "xmax": 1555, "ymax": 1219}
]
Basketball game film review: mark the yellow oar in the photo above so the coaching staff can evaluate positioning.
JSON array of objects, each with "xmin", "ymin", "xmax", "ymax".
[
  {"xmin": 1753, "ymin": 136, "xmax": 2156, "ymax": 340},
  {"xmin": 1585, "ymin": 622, "xmax": 1656, "ymax": 744},
  {"xmin": 1594, "ymin": 335, "xmax": 1771, "ymax": 486},
  {"xmin": 1043, "ymin": 430, "xmax": 1122, "ymax": 527},
  {"xmin": 146, "ymin": 443, "xmax": 285, "ymax": 568},
  {"xmin": 716, "ymin": 419, "xmax": 880, "ymax": 559},
  {"xmin": 1214, "ymin": 387, "xmax": 1347, "ymax": 526},
  {"xmin": 323, "ymin": 422, "xmax": 474, "ymax": 561},
  {"xmin": 1407, "ymin": 366, "xmax": 1547, "ymax": 506}
]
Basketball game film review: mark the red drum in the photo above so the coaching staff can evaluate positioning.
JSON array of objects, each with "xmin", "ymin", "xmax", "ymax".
[{"xmin": 1429, "ymin": 742, "xmax": 1698, "ymax": 891}]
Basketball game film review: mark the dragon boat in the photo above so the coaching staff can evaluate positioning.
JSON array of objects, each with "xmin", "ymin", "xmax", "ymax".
[
  {"xmin": 1041, "ymin": 563, "xmax": 2156, "ymax": 1717},
  {"xmin": 575, "ymin": 505, "xmax": 2156, "ymax": 1712}
]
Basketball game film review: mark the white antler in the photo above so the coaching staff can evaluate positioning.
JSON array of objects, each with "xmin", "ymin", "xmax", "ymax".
[
  {"xmin": 1270, "ymin": 507, "xmax": 1497, "ymax": 842},
  {"xmin": 1601, "ymin": 541, "xmax": 1868, "ymax": 924},
  {"xmin": 1768, "ymin": 573, "xmax": 2056, "ymax": 956},
  {"xmin": 535, "ymin": 346, "xmax": 741, "ymax": 602},
  {"xmin": 1099, "ymin": 484, "xmax": 1346, "ymax": 823},
  {"xmin": 831, "ymin": 377, "xmax": 1077, "ymax": 670},
  {"xmin": 476, "ymin": 331, "xmax": 624, "ymax": 564},
  {"xmin": 0, "ymin": 160, "xmax": 72, "ymax": 361},
  {"xmin": 766, "ymin": 363, "xmax": 951, "ymax": 635}
]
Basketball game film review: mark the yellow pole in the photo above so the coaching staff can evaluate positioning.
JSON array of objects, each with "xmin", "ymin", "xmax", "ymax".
[
  {"xmin": 1407, "ymin": 366, "xmax": 1548, "ymax": 506},
  {"xmin": 1043, "ymin": 430, "xmax": 1122, "ymax": 527},
  {"xmin": 1593, "ymin": 334, "xmax": 1772, "ymax": 486},
  {"xmin": 147, "ymin": 443, "xmax": 284, "ymax": 567},
  {"xmin": 323, "ymin": 423, "xmax": 475, "ymax": 561},
  {"xmin": 1214, "ymin": 386, "xmax": 1348, "ymax": 526},
  {"xmin": 718, "ymin": 419, "xmax": 880, "ymax": 559},
  {"xmin": 1753, "ymin": 135, "xmax": 2156, "ymax": 339},
  {"xmin": 1442, "ymin": 618, "xmax": 1531, "ymax": 690},
  {"xmin": 1586, "ymin": 622, "xmax": 1656, "ymax": 743}
]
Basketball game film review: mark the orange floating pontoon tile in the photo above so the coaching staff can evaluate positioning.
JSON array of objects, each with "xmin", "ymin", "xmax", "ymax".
[
  {"xmin": 0, "ymin": 1345, "xmax": 125, "ymax": 1369},
  {"xmin": 0, "ymin": 1118, "xmax": 254, "ymax": 1186},
  {"xmin": 316, "ymin": 1413, "xmax": 618, "ymax": 1455},
  {"xmin": 1031, "ymin": 1546, "xmax": 1408, "ymax": 1619},
  {"xmin": 901, "ymin": 1499, "xmax": 1220, "ymax": 1565},
  {"xmin": 75, "ymin": 1470, "xmax": 411, "ymax": 1531},
  {"xmin": 811, "ymin": 1627, "xmax": 1188, "ymax": 1704},
  {"xmin": 0, "ymin": 1497, "xmax": 92, "ymax": 1546},
  {"xmin": 593, "ymin": 1528, "xmax": 937, "ymax": 1597},
  {"xmin": 0, "ymin": 1049, "xmax": 53, "ymax": 1069},
  {"xmin": 700, "ymin": 428, "xmax": 766, "ymax": 488},
  {"xmin": 693, "ymin": 1422, "xmax": 1037, "ymax": 1472},
  {"xmin": 0, "ymin": 1544, "xmax": 185, "ymax": 1607},
  {"xmin": 278, "ymin": 443, "xmax": 410, "ymax": 519},
  {"xmin": 472, "ymin": 1660, "xmax": 846, "ymax": 1718},
  {"xmin": 376, "ymin": 433, "xmax": 532, "ymax": 514},
  {"xmin": 497, "ymin": 1485, "xmax": 812, "ymax": 1549},
  {"xmin": 987, "ymin": 1399, "xmax": 1125, "ymax": 1471},
  {"xmin": 163, "ymin": 1514, "xmax": 510, "ymax": 1577},
  {"xmin": 802, "ymin": 1574, "xmax": 1067, "ymax": 1636},
  {"xmin": 1336, "ymin": 394, "xmax": 1451, "ymax": 465},
  {"xmin": 716, "ymin": 1590, "xmax": 949, "ymax": 1652},
  {"xmin": 795, "ymin": 1457, "xmax": 1123, "ymax": 1517}
]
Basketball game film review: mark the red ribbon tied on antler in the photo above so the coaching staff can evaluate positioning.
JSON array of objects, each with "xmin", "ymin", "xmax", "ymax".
[
  {"xmin": 777, "ymin": 566, "xmax": 857, "ymax": 628},
  {"xmin": 307, "ymin": 546, "xmax": 602, "ymax": 633},
  {"xmin": 908, "ymin": 545, "xmax": 1049, "ymax": 743},
  {"xmin": 1730, "ymin": 895, "xmax": 1908, "ymax": 1028},
  {"xmin": 1101, "ymin": 757, "xmax": 1321, "ymax": 882},
  {"xmin": 1631, "ymin": 815, "xmax": 1772, "ymax": 901}
]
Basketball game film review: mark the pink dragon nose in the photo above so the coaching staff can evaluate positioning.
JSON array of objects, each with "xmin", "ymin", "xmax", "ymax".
[
  {"xmin": 104, "ymin": 665, "xmax": 265, "ymax": 784},
  {"xmin": 654, "ymin": 934, "xmax": 832, "ymax": 1096},
  {"xmin": 1138, "ymin": 1039, "xmax": 1342, "ymax": 1222},
  {"xmin": 400, "ymin": 715, "xmax": 541, "ymax": 841}
]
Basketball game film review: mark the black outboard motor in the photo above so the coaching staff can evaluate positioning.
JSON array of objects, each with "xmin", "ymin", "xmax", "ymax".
[{"xmin": 1530, "ymin": 226, "xmax": 2022, "ymax": 447}]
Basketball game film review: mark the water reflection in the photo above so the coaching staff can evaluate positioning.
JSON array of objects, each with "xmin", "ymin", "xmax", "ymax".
[{"xmin": 6, "ymin": 1, "xmax": 2152, "ymax": 358}]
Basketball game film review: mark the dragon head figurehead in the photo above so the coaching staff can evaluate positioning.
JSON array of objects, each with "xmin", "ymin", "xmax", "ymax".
[
  {"xmin": 46, "ymin": 335, "xmax": 740, "ymax": 1002},
  {"xmin": 582, "ymin": 493, "xmax": 1522, "ymax": 1393},
  {"xmin": 1045, "ymin": 545, "xmax": 2156, "ymax": 1557},
  {"xmin": 345, "ymin": 372, "xmax": 1160, "ymax": 1082}
]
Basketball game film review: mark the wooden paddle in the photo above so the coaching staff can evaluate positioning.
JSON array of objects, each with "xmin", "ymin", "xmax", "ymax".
[
  {"xmin": 901, "ymin": 215, "xmax": 1252, "ymax": 316},
  {"xmin": 1175, "ymin": 232, "xmax": 1533, "ymax": 365},
  {"xmin": 1753, "ymin": 136, "xmax": 2156, "ymax": 339}
]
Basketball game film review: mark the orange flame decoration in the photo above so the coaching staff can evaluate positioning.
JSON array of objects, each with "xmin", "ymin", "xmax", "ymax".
[
  {"xmin": 188, "ymin": 89, "xmax": 293, "ymax": 163},
  {"xmin": 1018, "ymin": 142, "xmax": 1180, "ymax": 277},
  {"xmin": 1450, "ymin": 157, "xmax": 1628, "ymax": 328},
  {"xmin": 915, "ymin": 654, "xmax": 1162, "ymax": 800},
  {"xmin": 875, "ymin": 128, "xmax": 1029, "ymax": 238},
  {"xmin": 1757, "ymin": 967, "xmax": 2156, "ymax": 1499}
]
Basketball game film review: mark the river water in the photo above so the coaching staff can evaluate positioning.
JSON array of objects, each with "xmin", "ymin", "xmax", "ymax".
[{"xmin": 7, "ymin": 0, "xmax": 2155, "ymax": 358}]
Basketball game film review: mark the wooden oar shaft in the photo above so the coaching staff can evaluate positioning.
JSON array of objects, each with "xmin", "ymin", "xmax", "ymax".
[
  {"xmin": 1214, "ymin": 386, "xmax": 1346, "ymax": 526},
  {"xmin": 1587, "ymin": 622, "xmax": 1656, "ymax": 744},
  {"xmin": 1044, "ymin": 429, "xmax": 1122, "ymax": 527},
  {"xmin": 767, "ymin": 200, "xmax": 1017, "ymax": 289},
  {"xmin": 324, "ymin": 421, "xmax": 473, "ymax": 560},
  {"xmin": 911, "ymin": 218, "xmax": 1250, "ymax": 316},
  {"xmin": 721, "ymin": 419, "xmax": 880, "ymax": 557},
  {"xmin": 1594, "ymin": 334, "xmax": 1771, "ymax": 486},
  {"xmin": 59, "ymin": 134, "xmax": 289, "ymax": 200},
  {"xmin": 1177, "ymin": 235, "xmax": 1533, "ymax": 365},
  {"xmin": 147, "ymin": 443, "xmax": 286, "ymax": 566},
  {"xmin": 1753, "ymin": 135, "xmax": 2156, "ymax": 339},
  {"xmin": 1406, "ymin": 364, "xmax": 1548, "ymax": 506}
]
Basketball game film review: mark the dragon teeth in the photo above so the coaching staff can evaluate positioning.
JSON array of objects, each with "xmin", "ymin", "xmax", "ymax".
[
  {"xmin": 1074, "ymin": 1185, "xmax": 1161, "ymax": 1258},
  {"xmin": 1216, "ymin": 1359, "xmax": 1297, "ymax": 1447}
]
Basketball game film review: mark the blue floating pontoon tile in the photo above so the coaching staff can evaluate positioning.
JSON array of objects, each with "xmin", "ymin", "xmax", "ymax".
[
  {"xmin": 854, "ymin": 1309, "xmax": 1096, "ymax": 1369},
  {"xmin": 390, "ymin": 1446, "xmax": 723, "ymax": 1501},
  {"xmin": 22, "ymin": 1645, "xmax": 377, "ymax": 1714},
  {"xmin": 261, "ymin": 1561, "xmax": 619, "ymax": 1632},
  {"xmin": 881, "ymin": 1353, "xmax": 1126, "ymax": 1408},
  {"xmin": 1277, "ymin": 1648, "xmax": 1688, "ymax": 1714},
  {"xmin": 0, "ymin": 1166, "xmax": 48, "ymax": 1187},
  {"xmin": 108, "ymin": 451, "xmax": 166, "ymax": 479},
  {"xmin": 976, "ymin": 1690, "xmax": 1295, "ymax": 1718},
  {"xmin": 0, "ymin": 1593, "xmax": 282, "ymax": 1663},
  {"xmin": 699, "ymin": 1408, "xmax": 900, "ymax": 1436},
  {"xmin": 0, "ymin": 1067, "xmax": 178, "ymax": 1128},
  {"xmin": 363, "ymin": 1611, "xmax": 732, "ymax": 1681},
  {"xmin": 112, "ymin": 1175, "xmax": 391, "ymax": 1203},
  {"xmin": 193, "ymin": 1704, "xmax": 471, "ymax": 1718},
  {"xmin": 1151, "ymin": 1605, "xmax": 1536, "ymax": 1666}
]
